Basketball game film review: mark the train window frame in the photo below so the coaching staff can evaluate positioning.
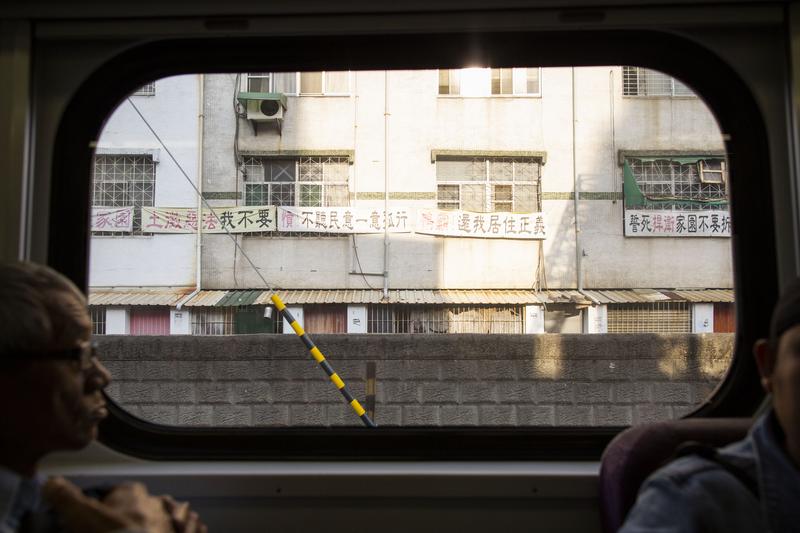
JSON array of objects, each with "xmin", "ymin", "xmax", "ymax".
[{"xmin": 47, "ymin": 30, "xmax": 775, "ymax": 461}]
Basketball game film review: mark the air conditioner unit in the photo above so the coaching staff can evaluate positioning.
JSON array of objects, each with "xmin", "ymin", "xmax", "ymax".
[{"xmin": 237, "ymin": 92, "xmax": 288, "ymax": 122}]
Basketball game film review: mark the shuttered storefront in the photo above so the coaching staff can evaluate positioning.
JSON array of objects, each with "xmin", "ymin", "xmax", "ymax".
[{"xmin": 607, "ymin": 302, "xmax": 691, "ymax": 333}]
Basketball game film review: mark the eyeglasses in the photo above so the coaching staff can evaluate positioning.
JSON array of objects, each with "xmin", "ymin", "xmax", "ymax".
[{"xmin": 45, "ymin": 341, "xmax": 99, "ymax": 370}]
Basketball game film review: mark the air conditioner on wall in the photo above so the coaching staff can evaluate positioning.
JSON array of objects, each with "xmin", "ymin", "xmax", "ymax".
[{"xmin": 236, "ymin": 92, "xmax": 288, "ymax": 133}]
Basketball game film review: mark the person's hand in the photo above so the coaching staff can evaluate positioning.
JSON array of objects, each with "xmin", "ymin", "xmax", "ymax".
[
  {"xmin": 43, "ymin": 476, "xmax": 174, "ymax": 533},
  {"xmin": 161, "ymin": 495, "xmax": 208, "ymax": 533},
  {"xmin": 102, "ymin": 482, "xmax": 174, "ymax": 532}
]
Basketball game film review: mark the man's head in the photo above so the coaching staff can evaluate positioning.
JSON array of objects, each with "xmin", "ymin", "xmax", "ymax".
[
  {"xmin": 755, "ymin": 278, "xmax": 800, "ymax": 458},
  {"xmin": 0, "ymin": 262, "xmax": 110, "ymax": 474}
]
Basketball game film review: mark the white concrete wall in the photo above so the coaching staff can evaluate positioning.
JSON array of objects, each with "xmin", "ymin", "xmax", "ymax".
[
  {"xmin": 201, "ymin": 68, "xmax": 732, "ymax": 291},
  {"xmin": 585, "ymin": 305, "xmax": 608, "ymax": 334},
  {"xmin": 692, "ymin": 303, "xmax": 715, "ymax": 333},
  {"xmin": 170, "ymin": 308, "xmax": 192, "ymax": 335},
  {"xmin": 282, "ymin": 306, "xmax": 304, "ymax": 334},
  {"xmin": 347, "ymin": 305, "xmax": 367, "ymax": 333},
  {"xmin": 106, "ymin": 308, "xmax": 130, "ymax": 334},
  {"xmin": 525, "ymin": 305, "xmax": 545, "ymax": 334},
  {"xmin": 89, "ymin": 75, "xmax": 200, "ymax": 288}
]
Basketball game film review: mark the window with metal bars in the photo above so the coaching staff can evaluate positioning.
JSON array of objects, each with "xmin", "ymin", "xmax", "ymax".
[
  {"xmin": 131, "ymin": 82, "xmax": 156, "ymax": 96},
  {"xmin": 436, "ymin": 157, "xmax": 540, "ymax": 212},
  {"xmin": 90, "ymin": 307, "xmax": 106, "ymax": 335},
  {"xmin": 627, "ymin": 157, "xmax": 728, "ymax": 211},
  {"xmin": 91, "ymin": 154, "xmax": 155, "ymax": 234},
  {"xmin": 607, "ymin": 302, "xmax": 692, "ymax": 333},
  {"xmin": 622, "ymin": 67, "xmax": 695, "ymax": 97},
  {"xmin": 367, "ymin": 305, "xmax": 524, "ymax": 334},
  {"xmin": 191, "ymin": 306, "xmax": 283, "ymax": 335},
  {"xmin": 243, "ymin": 156, "xmax": 350, "ymax": 208},
  {"xmin": 191, "ymin": 307, "xmax": 236, "ymax": 335}
]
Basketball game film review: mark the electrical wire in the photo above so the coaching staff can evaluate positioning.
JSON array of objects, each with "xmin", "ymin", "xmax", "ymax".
[
  {"xmin": 126, "ymin": 97, "xmax": 275, "ymax": 293},
  {"xmin": 126, "ymin": 95, "xmax": 376, "ymax": 428}
]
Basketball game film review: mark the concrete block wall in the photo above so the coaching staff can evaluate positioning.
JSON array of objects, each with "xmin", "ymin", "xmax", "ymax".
[{"xmin": 100, "ymin": 334, "xmax": 733, "ymax": 427}]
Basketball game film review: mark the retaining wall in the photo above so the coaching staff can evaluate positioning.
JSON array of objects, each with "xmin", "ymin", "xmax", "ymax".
[{"xmin": 100, "ymin": 333, "xmax": 733, "ymax": 427}]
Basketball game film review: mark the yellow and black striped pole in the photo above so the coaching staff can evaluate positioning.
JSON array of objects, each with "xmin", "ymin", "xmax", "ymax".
[{"xmin": 271, "ymin": 294, "xmax": 377, "ymax": 428}]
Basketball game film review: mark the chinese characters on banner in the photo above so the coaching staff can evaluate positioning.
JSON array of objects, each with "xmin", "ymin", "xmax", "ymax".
[
  {"xmin": 415, "ymin": 208, "xmax": 547, "ymax": 239},
  {"xmin": 140, "ymin": 206, "xmax": 277, "ymax": 233},
  {"xmin": 624, "ymin": 209, "xmax": 731, "ymax": 237},
  {"xmin": 100, "ymin": 205, "xmax": 548, "ymax": 238},
  {"xmin": 277, "ymin": 207, "xmax": 412, "ymax": 233},
  {"xmin": 91, "ymin": 207, "xmax": 133, "ymax": 232}
]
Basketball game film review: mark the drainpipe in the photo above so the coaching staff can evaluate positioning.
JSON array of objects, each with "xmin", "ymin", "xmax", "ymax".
[
  {"xmin": 383, "ymin": 70, "xmax": 390, "ymax": 299},
  {"xmin": 178, "ymin": 73, "xmax": 204, "ymax": 310},
  {"xmin": 610, "ymin": 69, "xmax": 617, "ymax": 204},
  {"xmin": 572, "ymin": 67, "xmax": 583, "ymax": 291}
]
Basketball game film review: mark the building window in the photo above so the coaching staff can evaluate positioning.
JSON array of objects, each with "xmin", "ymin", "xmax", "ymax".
[
  {"xmin": 438, "ymin": 68, "xmax": 540, "ymax": 96},
  {"xmin": 436, "ymin": 157, "xmax": 540, "ymax": 212},
  {"xmin": 245, "ymin": 72, "xmax": 349, "ymax": 95},
  {"xmin": 191, "ymin": 307, "xmax": 236, "ymax": 335},
  {"xmin": 367, "ymin": 305, "xmax": 524, "ymax": 334},
  {"xmin": 607, "ymin": 302, "xmax": 691, "ymax": 333},
  {"xmin": 92, "ymin": 154, "xmax": 155, "ymax": 234},
  {"xmin": 624, "ymin": 156, "xmax": 728, "ymax": 211},
  {"xmin": 90, "ymin": 307, "xmax": 106, "ymax": 335},
  {"xmin": 622, "ymin": 67, "xmax": 695, "ymax": 97},
  {"xmin": 131, "ymin": 82, "xmax": 155, "ymax": 96},
  {"xmin": 191, "ymin": 306, "xmax": 280, "ymax": 335},
  {"xmin": 244, "ymin": 156, "xmax": 350, "ymax": 208}
]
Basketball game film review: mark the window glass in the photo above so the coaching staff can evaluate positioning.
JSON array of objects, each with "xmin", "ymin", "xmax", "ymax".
[
  {"xmin": 440, "ymin": 68, "xmax": 540, "ymax": 96},
  {"xmin": 90, "ymin": 68, "xmax": 732, "ymax": 429},
  {"xmin": 300, "ymin": 71, "xmax": 323, "ymax": 94},
  {"xmin": 273, "ymin": 72, "xmax": 297, "ymax": 94},
  {"xmin": 246, "ymin": 73, "xmax": 271, "ymax": 92},
  {"xmin": 324, "ymin": 71, "xmax": 350, "ymax": 94}
]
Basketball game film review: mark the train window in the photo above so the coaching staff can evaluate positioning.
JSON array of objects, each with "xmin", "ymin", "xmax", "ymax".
[{"xmin": 86, "ymin": 66, "xmax": 735, "ymax": 432}]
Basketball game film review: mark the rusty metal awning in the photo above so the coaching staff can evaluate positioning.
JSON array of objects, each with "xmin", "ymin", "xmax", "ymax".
[
  {"xmin": 581, "ymin": 289, "xmax": 734, "ymax": 304},
  {"xmin": 88, "ymin": 288, "xmax": 193, "ymax": 306},
  {"xmin": 89, "ymin": 288, "xmax": 734, "ymax": 307},
  {"xmin": 184, "ymin": 288, "xmax": 734, "ymax": 306}
]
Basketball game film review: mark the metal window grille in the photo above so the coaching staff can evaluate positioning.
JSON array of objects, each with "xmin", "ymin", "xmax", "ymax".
[
  {"xmin": 628, "ymin": 158, "xmax": 728, "ymax": 211},
  {"xmin": 436, "ymin": 157, "xmax": 541, "ymax": 212},
  {"xmin": 92, "ymin": 154, "xmax": 155, "ymax": 234},
  {"xmin": 90, "ymin": 307, "xmax": 106, "ymax": 335},
  {"xmin": 622, "ymin": 67, "xmax": 695, "ymax": 97},
  {"xmin": 244, "ymin": 156, "xmax": 349, "ymax": 212},
  {"xmin": 367, "ymin": 305, "xmax": 523, "ymax": 334},
  {"xmin": 607, "ymin": 302, "xmax": 691, "ymax": 333},
  {"xmin": 132, "ymin": 83, "xmax": 155, "ymax": 96},
  {"xmin": 191, "ymin": 307, "xmax": 236, "ymax": 335}
]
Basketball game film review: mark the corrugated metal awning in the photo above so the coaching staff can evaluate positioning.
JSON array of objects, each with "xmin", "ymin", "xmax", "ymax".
[
  {"xmin": 89, "ymin": 288, "xmax": 734, "ymax": 307},
  {"xmin": 191, "ymin": 289, "xmax": 732, "ymax": 306},
  {"xmin": 187, "ymin": 289, "xmax": 551, "ymax": 306},
  {"xmin": 583, "ymin": 289, "xmax": 733, "ymax": 304},
  {"xmin": 89, "ymin": 288, "xmax": 193, "ymax": 306}
]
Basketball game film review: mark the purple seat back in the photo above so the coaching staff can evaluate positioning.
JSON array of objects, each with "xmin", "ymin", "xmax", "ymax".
[{"xmin": 598, "ymin": 417, "xmax": 752, "ymax": 533}]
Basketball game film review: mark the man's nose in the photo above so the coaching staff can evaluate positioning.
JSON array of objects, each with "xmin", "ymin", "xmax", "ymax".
[{"xmin": 86, "ymin": 358, "xmax": 112, "ymax": 391}]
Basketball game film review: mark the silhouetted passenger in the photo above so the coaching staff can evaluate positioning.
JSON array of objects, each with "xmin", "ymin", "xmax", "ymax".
[
  {"xmin": 0, "ymin": 261, "xmax": 206, "ymax": 533},
  {"xmin": 620, "ymin": 279, "xmax": 800, "ymax": 532}
]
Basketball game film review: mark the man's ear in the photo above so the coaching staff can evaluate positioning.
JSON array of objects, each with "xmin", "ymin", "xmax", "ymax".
[{"xmin": 754, "ymin": 338, "xmax": 775, "ymax": 393}]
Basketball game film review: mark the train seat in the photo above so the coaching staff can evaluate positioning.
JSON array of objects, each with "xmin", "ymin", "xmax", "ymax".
[{"xmin": 598, "ymin": 417, "xmax": 752, "ymax": 533}]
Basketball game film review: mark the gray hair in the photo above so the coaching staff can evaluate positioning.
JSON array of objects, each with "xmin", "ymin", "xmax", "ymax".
[{"xmin": 0, "ymin": 261, "xmax": 89, "ymax": 362}]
